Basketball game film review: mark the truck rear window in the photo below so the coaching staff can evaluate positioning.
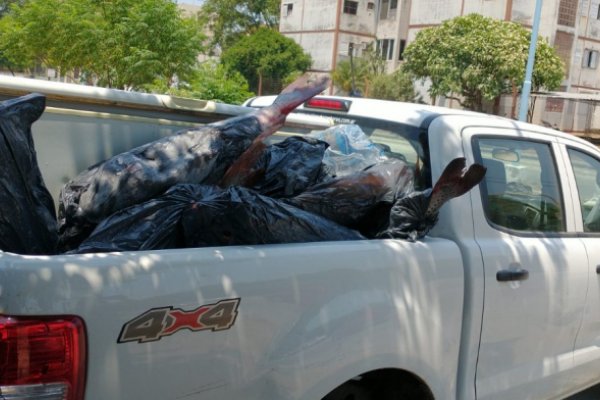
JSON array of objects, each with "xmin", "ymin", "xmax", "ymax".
[{"xmin": 275, "ymin": 113, "xmax": 430, "ymax": 190}]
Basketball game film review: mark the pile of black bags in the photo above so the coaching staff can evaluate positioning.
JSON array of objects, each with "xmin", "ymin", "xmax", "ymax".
[
  {"xmin": 0, "ymin": 93, "xmax": 485, "ymax": 255},
  {"xmin": 72, "ymin": 127, "xmax": 416, "ymax": 254}
]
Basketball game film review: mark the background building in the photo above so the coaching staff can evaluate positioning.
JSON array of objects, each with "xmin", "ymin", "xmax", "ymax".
[{"xmin": 280, "ymin": 0, "xmax": 600, "ymax": 138}]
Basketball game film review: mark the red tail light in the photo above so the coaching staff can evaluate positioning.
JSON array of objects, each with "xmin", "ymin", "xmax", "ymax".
[
  {"xmin": 304, "ymin": 98, "xmax": 351, "ymax": 111},
  {"xmin": 0, "ymin": 315, "xmax": 87, "ymax": 400}
]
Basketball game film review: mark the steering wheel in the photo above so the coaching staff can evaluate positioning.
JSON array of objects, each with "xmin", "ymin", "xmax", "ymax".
[
  {"xmin": 503, "ymin": 192, "xmax": 546, "ymax": 229},
  {"xmin": 522, "ymin": 204, "xmax": 542, "ymax": 228}
]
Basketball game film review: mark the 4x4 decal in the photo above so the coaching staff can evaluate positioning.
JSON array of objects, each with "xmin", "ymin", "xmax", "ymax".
[{"xmin": 118, "ymin": 298, "xmax": 240, "ymax": 343}]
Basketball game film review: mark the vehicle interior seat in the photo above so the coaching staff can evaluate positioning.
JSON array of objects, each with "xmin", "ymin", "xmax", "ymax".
[{"xmin": 482, "ymin": 158, "xmax": 528, "ymax": 230}]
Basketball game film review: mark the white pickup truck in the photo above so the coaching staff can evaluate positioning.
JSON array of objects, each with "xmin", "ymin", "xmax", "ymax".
[{"xmin": 1, "ymin": 76, "xmax": 600, "ymax": 400}]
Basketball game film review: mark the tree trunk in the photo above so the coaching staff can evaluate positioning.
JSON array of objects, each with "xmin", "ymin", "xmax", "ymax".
[
  {"xmin": 258, "ymin": 72, "xmax": 263, "ymax": 96},
  {"xmin": 476, "ymin": 92, "xmax": 483, "ymax": 112},
  {"xmin": 510, "ymin": 81, "xmax": 518, "ymax": 119},
  {"xmin": 493, "ymin": 96, "xmax": 501, "ymax": 115}
]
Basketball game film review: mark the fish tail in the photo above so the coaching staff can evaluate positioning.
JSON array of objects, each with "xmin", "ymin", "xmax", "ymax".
[
  {"xmin": 255, "ymin": 74, "xmax": 329, "ymax": 140},
  {"xmin": 425, "ymin": 158, "xmax": 486, "ymax": 217},
  {"xmin": 220, "ymin": 141, "xmax": 268, "ymax": 187},
  {"xmin": 272, "ymin": 74, "xmax": 330, "ymax": 116}
]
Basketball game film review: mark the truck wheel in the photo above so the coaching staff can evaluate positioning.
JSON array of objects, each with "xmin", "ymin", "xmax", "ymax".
[{"xmin": 322, "ymin": 382, "xmax": 372, "ymax": 400}]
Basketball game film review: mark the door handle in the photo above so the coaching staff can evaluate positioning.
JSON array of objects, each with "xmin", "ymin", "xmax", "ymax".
[{"xmin": 496, "ymin": 268, "xmax": 529, "ymax": 282}]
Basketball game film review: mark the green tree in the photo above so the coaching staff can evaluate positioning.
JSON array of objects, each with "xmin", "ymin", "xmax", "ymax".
[
  {"xmin": 332, "ymin": 43, "xmax": 386, "ymax": 96},
  {"xmin": 144, "ymin": 60, "xmax": 254, "ymax": 104},
  {"xmin": 221, "ymin": 27, "xmax": 311, "ymax": 95},
  {"xmin": 0, "ymin": 0, "xmax": 79, "ymax": 73},
  {"xmin": 0, "ymin": 0, "xmax": 22, "ymax": 17},
  {"xmin": 370, "ymin": 67, "xmax": 419, "ymax": 102},
  {"xmin": 402, "ymin": 13, "xmax": 564, "ymax": 114},
  {"xmin": 332, "ymin": 58, "xmax": 363, "ymax": 94},
  {"xmin": 199, "ymin": 0, "xmax": 279, "ymax": 53},
  {"xmin": 0, "ymin": 0, "xmax": 204, "ymax": 90}
]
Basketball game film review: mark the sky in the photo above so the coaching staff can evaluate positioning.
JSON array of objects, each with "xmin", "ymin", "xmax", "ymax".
[{"xmin": 178, "ymin": 0, "xmax": 204, "ymax": 5}]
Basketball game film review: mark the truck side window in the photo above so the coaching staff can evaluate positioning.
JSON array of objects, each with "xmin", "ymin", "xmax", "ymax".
[
  {"xmin": 567, "ymin": 148, "xmax": 600, "ymax": 232},
  {"xmin": 475, "ymin": 138, "xmax": 565, "ymax": 232}
]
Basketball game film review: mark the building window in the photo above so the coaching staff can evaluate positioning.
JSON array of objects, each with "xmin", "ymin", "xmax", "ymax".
[
  {"xmin": 558, "ymin": 0, "xmax": 577, "ymax": 27},
  {"xmin": 343, "ymin": 0, "xmax": 358, "ymax": 15},
  {"xmin": 283, "ymin": 3, "xmax": 293, "ymax": 17},
  {"xmin": 388, "ymin": 39, "xmax": 395, "ymax": 60},
  {"xmin": 380, "ymin": 0, "xmax": 389, "ymax": 19},
  {"xmin": 583, "ymin": 49, "xmax": 599, "ymax": 69},
  {"xmin": 377, "ymin": 39, "xmax": 395, "ymax": 60},
  {"xmin": 380, "ymin": 0, "xmax": 397, "ymax": 20},
  {"xmin": 367, "ymin": 2, "xmax": 375, "ymax": 11},
  {"xmin": 398, "ymin": 39, "xmax": 406, "ymax": 60}
]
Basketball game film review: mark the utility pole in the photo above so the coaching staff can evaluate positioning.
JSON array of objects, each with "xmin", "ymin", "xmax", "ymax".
[
  {"xmin": 348, "ymin": 43, "xmax": 361, "ymax": 97},
  {"xmin": 518, "ymin": 0, "xmax": 543, "ymax": 121}
]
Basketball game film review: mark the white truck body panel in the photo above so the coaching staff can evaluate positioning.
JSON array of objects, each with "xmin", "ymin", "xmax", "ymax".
[{"xmin": 0, "ymin": 239, "xmax": 463, "ymax": 400}]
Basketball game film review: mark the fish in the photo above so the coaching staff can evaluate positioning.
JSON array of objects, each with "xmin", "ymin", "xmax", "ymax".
[
  {"xmin": 287, "ymin": 159, "xmax": 414, "ymax": 230},
  {"xmin": 220, "ymin": 136, "xmax": 329, "ymax": 197},
  {"xmin": 73, "ymin": 183, "xmax": 365, "ymax": 253},
  {"xmin": 58, "ymin": 75, "xmax": 329, "ymax": 251},
  {"xmin": 377, "ymin": 157, "xmax": 486, "ymax": 241},
  {"xmin": 219, "ymin": 140, "xmax": 268, "ymax": 188}
]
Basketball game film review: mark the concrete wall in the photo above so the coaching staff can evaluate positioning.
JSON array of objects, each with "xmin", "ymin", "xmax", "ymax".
[
  {"xmin": 463, "ymin": 0, "xmax": 507, "ymax": 18},
  {"xmin": 280, "ymin": 0, "xmax": 338, "ymax": 31},
  {"xmin": 281, "ymin": 0, "xmax": 377, "ymax": 74},
  {"xmin": 340, "ymin": 0, "xmax": 377, "ymax": 32},
  {"xmin": 284, "ymin": 32, "xmax": 335, "ymax": 71},
  {"xmin": 409, "ymin": 0, "xmax": 461, "ymax": 24},
  {"xmin": 280, "ymin": 0, "xmax": 338, "ymax": 72},
  {"xmin": 511, "ymin": 0, "xmax": 534, "ymax": 23}
]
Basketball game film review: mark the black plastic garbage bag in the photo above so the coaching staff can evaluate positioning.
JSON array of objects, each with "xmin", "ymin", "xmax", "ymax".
[
  {"xmin": 287, "ymin": 160, "xmax": 414, "ymax": 231},
  {"xmin": 251, "ymin": 136, "xmax": 329, "ymax": 197},
  {"xmin": 73, "ymin": 185, "xmax": 224, "ymax": 253},
  {"xmin": 0, "ymin": 94, "xmax": 58, "ymax": 255},
  {"xmin": 220, "ymin": 136, "xmax": 329, "ymax": 198},
  {"xmin": 377, "ymin": 158, "xmax": 487, "ymax": 241},
  {"xmin": 75, "ymin": 184, "xmax": 364, "ymax": 253},
  {"xmin": 376, "ymin": 189, "xmax": 436, "ymax": 241},
  {"xmin": 181, "ymin": 185, "xmax": 364, "ymax": 247},
  {"xmin": 58, "ymin": 75, "xmax": 329, "ymax": 252}
]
